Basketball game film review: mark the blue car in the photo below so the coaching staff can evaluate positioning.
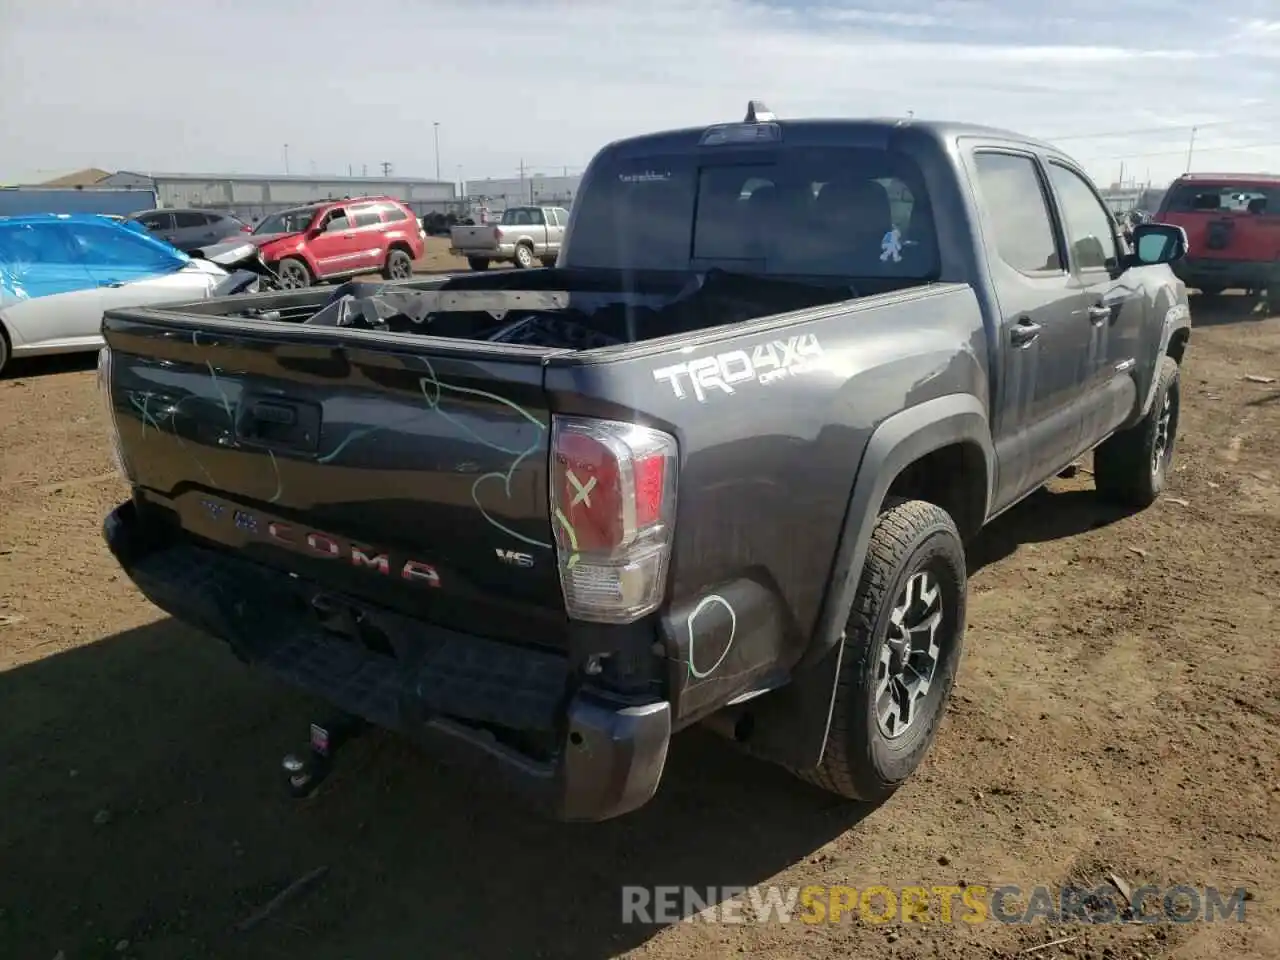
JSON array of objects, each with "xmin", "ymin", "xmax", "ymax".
[{"xmin": 0, "ymin": 213, "xmax": 229, "ymax": 374}]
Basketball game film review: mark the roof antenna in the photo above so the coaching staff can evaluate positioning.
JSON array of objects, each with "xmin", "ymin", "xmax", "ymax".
[{"xmin": 745, "ymin": 100, "xmax": 776, "ymax": 122}]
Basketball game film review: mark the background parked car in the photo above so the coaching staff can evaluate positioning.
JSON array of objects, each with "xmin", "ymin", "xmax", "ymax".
[
  {"xmin": 245, "ymin": 196, "xmax": 426, "ymax": 288},
  {"xmin": 0, "ymin": 213, "xmax": 227, "ymax": 374},
  {"xmin": 130, "ymin": 208, "xmax": 251, "ymax": 254}
]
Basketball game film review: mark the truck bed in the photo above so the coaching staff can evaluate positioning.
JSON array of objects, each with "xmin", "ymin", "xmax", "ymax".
[{"xmin": 152, "ymin": 268, "xmax": 877, "ymax": 350}]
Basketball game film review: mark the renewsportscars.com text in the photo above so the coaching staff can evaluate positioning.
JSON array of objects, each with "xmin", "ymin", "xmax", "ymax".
[{"xmin": 621, "ymin": 884, "xmax": 1249, "ymax": 926}]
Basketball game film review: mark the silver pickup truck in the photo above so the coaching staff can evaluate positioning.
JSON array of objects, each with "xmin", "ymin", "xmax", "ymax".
[{"xmin": 449, "ymin": 205, "xmax": 569, "ymax": 270}]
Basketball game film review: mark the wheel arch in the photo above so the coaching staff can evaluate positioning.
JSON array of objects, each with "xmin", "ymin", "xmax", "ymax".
[{"xmin": 719, "ymin": 394, "xmax": 994, "ymax": 772}]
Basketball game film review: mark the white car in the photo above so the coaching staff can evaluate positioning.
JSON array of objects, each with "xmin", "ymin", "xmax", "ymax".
[{"xmin": 0, "ymin": 213, "xmax": 227, "ymax": 374}]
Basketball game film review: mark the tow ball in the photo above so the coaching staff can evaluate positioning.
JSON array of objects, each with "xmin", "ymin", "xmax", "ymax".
[{"xmin": 280, "ymin": 712, "xmax": 367, "ymax": 799}]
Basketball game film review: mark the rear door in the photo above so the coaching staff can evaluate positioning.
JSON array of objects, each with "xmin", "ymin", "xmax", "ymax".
[
  {"xmin": 170, "ymin": 211, "xmax": 213, "ymax": 251},
  {"xmin": 967, "ymin": 149, "xmax": 1090, "ymax": 508},
  {"xmin": 347, "ymin": 203, "xmax": 387, "ymax": 272},
  {"xmin": 102, "ymin": 317, "xmax": 569, "ymax": 649}
]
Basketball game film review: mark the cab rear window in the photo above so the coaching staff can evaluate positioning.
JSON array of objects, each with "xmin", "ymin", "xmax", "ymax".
[
  {"xmin": 564, "ymin": 145, "xmax": 939, "ymax": 280},
  {"xmin": 1162, "ymin": 183, "xmax": 1276, "ymax": 215}
]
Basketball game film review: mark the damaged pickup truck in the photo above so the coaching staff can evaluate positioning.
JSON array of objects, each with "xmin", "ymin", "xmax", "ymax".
[{"xmin": 99, "ymin": 104, "xmax": 1192, "ymax": 821}]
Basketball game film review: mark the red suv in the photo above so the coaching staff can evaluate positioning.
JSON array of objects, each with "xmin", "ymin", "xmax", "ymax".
[
  {"xmin": 247, "ymin": 196, "xmax": 426, "ymax": 289},
  {"xmin": 1155, "ymin": 172, "xmax": 1280, "ymax": 311}
]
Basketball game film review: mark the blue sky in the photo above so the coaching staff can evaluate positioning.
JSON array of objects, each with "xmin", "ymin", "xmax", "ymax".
[{"xmin": 2, "ymin": 0, "xmax": 1278, "ymax": 187}]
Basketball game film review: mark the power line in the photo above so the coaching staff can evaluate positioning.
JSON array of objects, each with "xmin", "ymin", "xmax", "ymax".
[
  {"xmin": 1080, "ymin": 138, "xmax": 1280, "ymax": 162},
  {"xmin": 1043, "ymin": 112, "xmax": 1280, "ymax": 143}
]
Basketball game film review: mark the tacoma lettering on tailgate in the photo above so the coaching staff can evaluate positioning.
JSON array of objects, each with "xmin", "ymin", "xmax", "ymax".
[{"xmin": 199, "ymin": 498, "xmax": 441, "ymax": 587}]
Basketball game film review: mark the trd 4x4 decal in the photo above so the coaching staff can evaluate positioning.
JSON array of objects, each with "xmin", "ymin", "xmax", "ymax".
[{"xmin": 652, "ymin": 334, "xmax": 824, "ymax": 402}]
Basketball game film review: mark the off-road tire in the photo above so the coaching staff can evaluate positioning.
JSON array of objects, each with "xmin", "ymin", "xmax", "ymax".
[
  {"xmin": 796, "ymin": 498, "xmax": 968, "ymax": 804},
  {"xmin": 0, "ymin": 323, "xmax": 10, "ymax": 376},
  {"xmin": 382, "ymin": 247, "xmax": 413, "ymax": 281},
  {"xmin": 1094, "ymin": 355, "xmax": 1180, "ymax": 508},
  {"xmin": 540, "ymin": 257, "xmax": 557, "ymax": 268},
  {"xmin": 467, "ymin": 257, "xmax": 491, "ymax": 271},
  {"xmin": 275, "ymin": 257, "xmax": 312, "ymax": 290},
  {"xmin": 513, "ymin": 243, "xmax": 535, "ymax": 269}
]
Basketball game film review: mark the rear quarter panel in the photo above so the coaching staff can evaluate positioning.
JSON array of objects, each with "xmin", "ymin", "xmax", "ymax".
[{"xmin": 546, "ymin": 283, "xmax": 989, "ymax": 722}]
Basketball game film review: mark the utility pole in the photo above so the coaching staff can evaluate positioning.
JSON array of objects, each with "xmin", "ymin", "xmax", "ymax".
[
  {"xmin": 380, "ymin": 161, "xmax": 393, "ymax": 177},
  {"xmin": 362, "ymin": 164, "xmax": 368, "ymax": 177},
  {"xmin": 433, "ymin": 122, "xmax": 441, "ymax": 181},
  {"xmin": 347, "ymin": 164, "xmax": 353, "ymax": 177},
  {"xmin": 283, "ymin": 143, "xmax": 290, "ymax": 175},
  {"xmin": 519, "ymin": 158, "xmax": 526, "ymax": 202},
  {"xmin": 1185, "ymin": 126, "xmax": 1197, "ymax": 173}
]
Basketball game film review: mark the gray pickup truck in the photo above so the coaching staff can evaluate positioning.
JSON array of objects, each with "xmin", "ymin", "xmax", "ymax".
[
  {"xmin": 99, "ymin": 103, "xmax": 1191, "ymax": 821},
  {"xmin": 448, "ymin": 205, "xmax": 569, "ymax": 271}
]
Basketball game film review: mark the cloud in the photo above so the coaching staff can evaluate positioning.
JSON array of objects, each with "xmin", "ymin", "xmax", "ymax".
[{"xmin": 1, "ymin": 0, "xmax": 1277, "ymax": 186}]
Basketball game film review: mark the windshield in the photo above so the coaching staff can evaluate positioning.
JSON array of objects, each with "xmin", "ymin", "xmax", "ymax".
[
  {"xmin": 1162, "ymin": 183, "xmax": 1276, "ymax": 215},
  {"xmin": 564, "ymin": 145, "xmax": 938, "ymax": 279},
  {"xmin": 253, "ymin": 208, "xmax": 319, "ymax": 235}
]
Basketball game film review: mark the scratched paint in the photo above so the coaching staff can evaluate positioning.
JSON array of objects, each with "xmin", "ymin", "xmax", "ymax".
[
  {"xmin": 418, "ymin": 358, "xmax": 552, "ymax": 549},
  {"xmin": 686, "ymin": 594, "xmax": 737, "ymax": 679}
]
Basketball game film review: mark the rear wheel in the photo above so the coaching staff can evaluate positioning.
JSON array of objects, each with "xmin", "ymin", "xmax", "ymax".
[
  {"xmin": 275, "ymin": 257, "xmax": 311, "ymax": 290},
  {"xmin": 1094, "ymin": 355, "xmax": 1180, "ymax": 508},
  {"xmin": 795, "ymin": 498, "xmax": 967, "ymax": 804},
  {"xmin": 382, "ymin": 248, "xmax": 413, "ymax": 280},
  {"xmin": 513, "ymin": 243, "xmax": 535, "ymax": 269},
  {"xmin": 467, "ymin": 257, "xmax": 491, "ymax": 271},
  {"xmin": 0, "ymin": 323, "xmax": 10, "ymax": 377},
  {"xmin": 540, "ymin": 257, "xmax": 557, "ymax": 268}
]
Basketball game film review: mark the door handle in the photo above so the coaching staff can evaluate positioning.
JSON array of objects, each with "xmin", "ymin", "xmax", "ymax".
[
  {"xmin": 1011, "ymin": 319, "xmax": 1042, "ymax": 346},
  {"xmin": 1088, "ymin": 304, "xmax": 1112, "ymax": 324}
]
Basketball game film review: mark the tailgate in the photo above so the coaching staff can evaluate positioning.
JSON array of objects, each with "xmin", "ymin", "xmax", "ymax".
[
  {"xmin": 1164, "ymin": 211, "xmax": 1280, "ymax": 261},
  {"xmin": 102, "ymin": 315, "xmax": 568, "ymax": 650},
  {"xmin": 451, "ymin": 226, "xmax": 499, "ymax": 250}
]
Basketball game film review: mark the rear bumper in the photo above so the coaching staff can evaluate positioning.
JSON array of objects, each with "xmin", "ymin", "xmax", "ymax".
[
  {"xmin": 103, "ymin": 499, "xmax": 671, "ymax": 821},
  {"xmin": 449, "ymin": 243, "xmax": 516, "ymax": 260},
  {"xmin": 1173, "ymin": 257, "xmax": 1279, "ymax": 288}
]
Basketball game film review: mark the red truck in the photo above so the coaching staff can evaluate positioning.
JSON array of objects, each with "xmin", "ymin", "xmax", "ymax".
[
  {"xmin": 247, "ymin": 196, "xmax": 427, "ymax": 289},
  {"xmin": 1155, "ymin": 172, "xmax": 1280, "ymax": 312}
]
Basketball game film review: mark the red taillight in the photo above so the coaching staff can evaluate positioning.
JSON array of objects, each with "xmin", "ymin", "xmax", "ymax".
[
  {"xmin": 550, "ymin": 417, "xmax": 678, "ymax": 623},
  {"xmin": 240, "ymin": 224, "xmax": 252, "ymax": 233}
]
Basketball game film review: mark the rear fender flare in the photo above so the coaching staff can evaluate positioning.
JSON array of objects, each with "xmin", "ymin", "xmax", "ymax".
[{"xmin": 735, "ymin": 394, "xmax": 994, "ymax": 771}]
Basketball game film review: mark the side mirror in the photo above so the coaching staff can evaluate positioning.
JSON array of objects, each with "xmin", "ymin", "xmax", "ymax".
[{"xmin": 1129, "ymin": 223, "xmax": 1187, "ymax": 267}]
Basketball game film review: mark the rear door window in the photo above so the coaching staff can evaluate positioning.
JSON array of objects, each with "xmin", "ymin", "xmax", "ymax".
[
  {"xmin": 972, "ymin": 152, "xmax": 1063, "ymax": 275},
  {"xmin": 350, "ymin": 206, "xmax": 382, "ymax": 228}
]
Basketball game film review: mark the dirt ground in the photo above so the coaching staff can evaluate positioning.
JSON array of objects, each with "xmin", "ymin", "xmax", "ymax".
[
  {"xmin": 0, "ymin": 293, "xmax": 1277, "ymax": 960},
  {"xmin": 413, "ymin": 235, "xmax": 512, "ymax": 273}
]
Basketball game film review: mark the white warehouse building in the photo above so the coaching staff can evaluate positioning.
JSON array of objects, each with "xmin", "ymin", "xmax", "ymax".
[
  {"xmin": 464, "ymin": 173, "xmax": 582, "ymax": 210},
  {"xmin": 96, "ymin": 171, "xmax": 459, "ymax": 223}
]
